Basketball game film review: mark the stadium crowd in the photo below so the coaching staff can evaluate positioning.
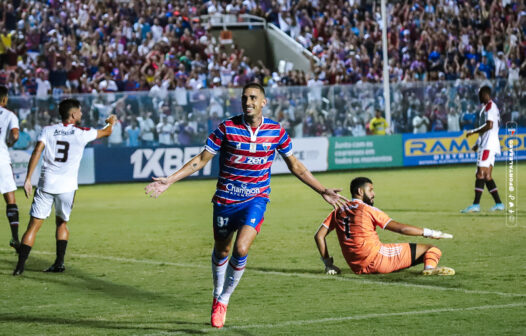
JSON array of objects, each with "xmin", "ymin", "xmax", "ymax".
[{"xmin": 0, "ymin": 0, "xmax": 525, "ymax": 148}]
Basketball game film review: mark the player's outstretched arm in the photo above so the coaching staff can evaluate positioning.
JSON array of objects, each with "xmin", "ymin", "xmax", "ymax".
[
  {"xmin": 283, "ymin": 154, "xmax": 349, "ymax": 210},
  {"xmin": 96, "ymin": 114, "xmax": 117, "ymax": 139},
  {"xmin": 385, "ymin": 220, "xmax": 453, "ymax": 239},
  {"xmin": 314, "ymin": 224, "xmax": 341, "ymax": 275},
  {"xmin": 24, "ymin": 141, "xmax": 45, "ymax": 198},
  {"xmin": 145, "ymin": 149, "xmax": 215, "ymax": 198}
]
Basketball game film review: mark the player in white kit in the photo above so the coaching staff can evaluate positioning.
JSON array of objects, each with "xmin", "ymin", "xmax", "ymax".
[
  {"xmin": 13, "ymin": 99, "xmax": 116, "ymax": 275},
  {"xmin": 461, "ymin": 86, "xmax": 505, "ymax": 213},
  {"xmin": 0, "ymin": 86, "xmax": 21, "ymax": 252}
]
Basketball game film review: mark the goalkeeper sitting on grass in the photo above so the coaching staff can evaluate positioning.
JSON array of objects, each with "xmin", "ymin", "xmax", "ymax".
[{"xmin": 315, "ymin": 177, "xmax": 455, "ymax": 276}]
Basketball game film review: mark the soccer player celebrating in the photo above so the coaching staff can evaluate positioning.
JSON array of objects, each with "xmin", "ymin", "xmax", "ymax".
[
  {"xmin": 315, "ymin": 177, "xmax": 455, "ymax": 276},
  {"xmin": 0, "ymin": 86, "xmax": 21, "ymax": 252},
  {"xmin": 145, "ymin": 82, "xmax": 348, "ymax": 328},
  {"xmin": 13, "ymin": 99, "xmax": 116, "ymax": 276},
  {"xmin": 461, "ymin": 86, "xmax": 504, "ymax": 213}
]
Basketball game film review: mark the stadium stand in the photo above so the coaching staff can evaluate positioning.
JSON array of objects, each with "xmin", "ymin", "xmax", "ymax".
[{"xmin": 0, "ymin": 0, "xmax": 525, "ymax": 147}]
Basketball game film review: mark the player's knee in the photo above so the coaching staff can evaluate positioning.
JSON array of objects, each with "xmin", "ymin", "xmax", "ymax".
[
  {"xmin": 55, "ymin": 216, "xmax": 67, "ymax": 227},
  {"xmin": 28, "ymin": 217, "xmax": 44, "ymax": 231},
  {"xmin": 233, "ymin": 245, "xmax": 250, "ymax": 257},
  {"xmin": 214, "ymin": 248, "xmax": 229, "ymax": 260}
]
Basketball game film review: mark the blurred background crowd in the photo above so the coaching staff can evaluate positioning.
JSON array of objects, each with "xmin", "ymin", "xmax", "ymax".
[{"xmin": 1, "ymin": 0, "xmax": 525, "ymax": 149}]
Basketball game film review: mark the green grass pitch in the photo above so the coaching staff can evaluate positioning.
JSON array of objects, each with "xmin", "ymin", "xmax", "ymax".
[{"xmin": 1, "ymin": 164, "xmax": 525, "ymax": 335}]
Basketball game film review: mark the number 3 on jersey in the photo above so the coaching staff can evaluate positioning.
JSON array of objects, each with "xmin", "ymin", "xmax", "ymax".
[{"xmin": 55, "ymin": 140, "xmax": 70, "ymax": 162}]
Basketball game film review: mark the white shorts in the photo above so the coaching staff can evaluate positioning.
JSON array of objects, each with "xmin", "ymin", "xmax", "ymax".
[
  {"xmin": 0, "ymin": 164, "xmax": 16, "ymax": 194},
  {"xmin": 477, "ymin": 149, "xmax": 496, "ymax": 168},
  {"xmin": 30, "ymin": 188, "xmax": 76, "ymax": 221}
]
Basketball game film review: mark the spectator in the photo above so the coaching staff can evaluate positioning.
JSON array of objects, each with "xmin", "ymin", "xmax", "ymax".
[
  {"xmin": 412, "ymin": 111, "xmax": 430, "ymax": 134},
  {"xmin": 368, "ymin": 109, "xmax": 389, "ymax": 135},
  {"xmin": 428, "ymin": 105, "xmax": 447, "ymax": 132},
  {"xmin": 35, "ymin": 70, "xmax": 51, "ymax": 111},
  {"xmin": 447, "ymin": 107, "xmax": 461, "ymax": 132},
  {"xmin": 157, "ymin": 115, "xmax": 175, "ymax": 146},
  {"xmin": 460, "ymin": 106, "xmax": 478, "ymax": 131},
  {"xmin": 125, "ymin": 118, "xmax": 141, "ymax": 147},
  {"xmin": 138, "ymin": 111, "xmax": 155, "ymax": 147},
  {"xmin": 108, "ymin": 115, "xmax": 124, "ymax": 147}
]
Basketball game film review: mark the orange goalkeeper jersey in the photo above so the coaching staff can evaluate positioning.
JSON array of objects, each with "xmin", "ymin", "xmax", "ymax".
[{"xmin": 322, "ymin": 199, "xmax": 392, "ymax": 273}]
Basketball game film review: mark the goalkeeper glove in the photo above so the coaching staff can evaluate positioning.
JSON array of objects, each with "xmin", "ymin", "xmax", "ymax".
[
  {"xmin": 423, "ymin": 228, "xmax": 453, "ymax": 239},
  {"xmin": 321, "ymin": 257, "xmax": 341, "ymax": 275}
]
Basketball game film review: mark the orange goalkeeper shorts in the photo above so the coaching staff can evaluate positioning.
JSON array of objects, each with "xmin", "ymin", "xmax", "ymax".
[{"xmin": 363, "ymin": 243, "xmax": 413, "ymax": 274}]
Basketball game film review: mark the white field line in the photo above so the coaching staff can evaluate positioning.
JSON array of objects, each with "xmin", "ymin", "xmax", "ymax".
[
  {"xmin": 2, "ymin": 249, "xmax": 525, "ymax": 298},
  {"xmin": 223, "ymin": 302, "xmax": 526, "ymax": 332},
  {"xmin": 141, "ymin": 302, "xmax": 526, "ymax": 336}
]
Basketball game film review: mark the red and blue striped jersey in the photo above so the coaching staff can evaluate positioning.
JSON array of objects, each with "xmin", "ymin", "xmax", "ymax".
[{"xmin": 205, "ymin": 115, "xmax": 293, "ymax": 205}]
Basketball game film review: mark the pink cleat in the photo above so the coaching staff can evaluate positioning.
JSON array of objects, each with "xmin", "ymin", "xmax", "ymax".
[
  {"xmin": 211, "ymin": 301, "xmax": 228, "ymax": 328},
  {"xmin": 211, "ymin": 298, "xmax": 218, "ymax": 313}
]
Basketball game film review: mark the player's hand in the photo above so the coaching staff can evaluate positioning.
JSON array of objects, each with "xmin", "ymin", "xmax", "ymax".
[
  {"xmin": 23, "ymin": 180, "xmax": 32, "ymax": 199},
  {"xmin": 144, "ymin": 177, "xmax": 172, "ymax": 198},
  {"xmin": 322, "ymin": 256, "xmax": 341, "ymax": 275},
  {"xmin": 466, "ymin": 130, "xmax": 474, "ymax": 138},
  {"xmin": 423, "ymin": 228, "xmax": 453, "ymax": 239},
  {"xmin": 472, "ymin": 144, "xmax": 479, "ymax": 152},
  {"xmin": 105, "ymin": 114, "xmax": 117, "ymax": 125},
  {"xmin": 325, "ymin": 264, "xmax": 341, "ymax": 275},
  {"xmin": 321, "ymin": 188, "xmax": 350, "ymax": 210}
]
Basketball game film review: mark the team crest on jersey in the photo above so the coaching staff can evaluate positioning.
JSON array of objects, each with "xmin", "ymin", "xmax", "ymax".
[{"xmin": 262, "ymin": 143, "xmax": 271, "ymax": 151}]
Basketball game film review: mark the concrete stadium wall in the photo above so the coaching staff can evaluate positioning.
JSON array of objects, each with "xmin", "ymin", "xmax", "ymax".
[
  {"xmin": 265, "ymin": 28, "xmax": 312, "ymax": 73},
  {"xmin": 209, "ymin": 28, "xmax": 312, "ymax": 73},
  {"xmin": 209, "ymin": 29, "xmax": 273, "ymax": 69}
]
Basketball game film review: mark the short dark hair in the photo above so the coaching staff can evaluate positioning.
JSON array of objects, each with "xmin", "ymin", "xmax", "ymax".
[
  {"xmin": 350, "ymin": 177, "xmax": 372, "ymax": 197},
  {"xmin": 242, "ymin": 82, "xmax": 265, "ymax": 96},
  {"xmin": 479, "ymin": 85, "xmax": 491, "ymax": 98},
  {"xmin": 0, "ymin": 86, "xmax": 8, "ymax": 100},
  {"xmin": 58, "ymin": 99, "xmax": 81, "ymax": 121}
]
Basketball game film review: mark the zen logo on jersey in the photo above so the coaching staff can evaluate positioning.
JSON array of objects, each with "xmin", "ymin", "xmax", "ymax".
[
  {"xmin": 130, "ymin": 147, "xmax": 212, "ymax": 179},
  {"xmin": 231, "ymin": 155, "xmax": 268, "ymax": 165}
]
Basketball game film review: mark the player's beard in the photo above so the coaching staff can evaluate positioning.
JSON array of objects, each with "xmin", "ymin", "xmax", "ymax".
[{"xmin": 363, "ymin": 195, "xmax": 374, "ymax": 206}]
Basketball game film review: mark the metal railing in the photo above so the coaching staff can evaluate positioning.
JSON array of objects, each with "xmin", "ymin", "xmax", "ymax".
[
  {"xmin": 200, "ymin": 14, "xmax": 267, "ymax": 29},
  {"xmin": 6, "ymin": 79, "xmax": 525, "ymax": 149}
]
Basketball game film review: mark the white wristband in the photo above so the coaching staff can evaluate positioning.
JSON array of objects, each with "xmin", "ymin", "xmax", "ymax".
[{"xmin": 423, "ymin": 228, "xmax": 435, "ymax": 238}]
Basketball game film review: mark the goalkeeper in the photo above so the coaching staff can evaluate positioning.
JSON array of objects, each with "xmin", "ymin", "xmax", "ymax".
[{"xmin": 314, "ymin": 177, "xmax": 454, "ymax": 276}]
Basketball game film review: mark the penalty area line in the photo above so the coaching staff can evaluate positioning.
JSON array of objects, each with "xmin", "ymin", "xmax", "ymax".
[{"xmin": 2, "ymin": 248, "xmax": 525, "ymax": 298}]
